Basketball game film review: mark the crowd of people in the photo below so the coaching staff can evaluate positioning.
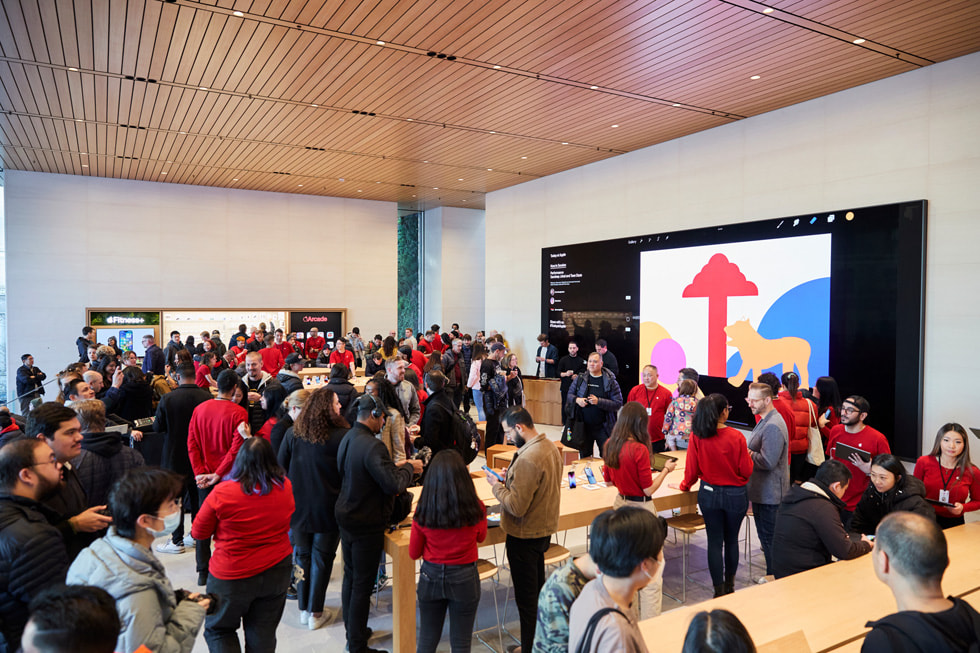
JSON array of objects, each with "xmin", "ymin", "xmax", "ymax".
[{"xmin": 1, "ymin": 323, "xmax": 979, "ymax": 653}]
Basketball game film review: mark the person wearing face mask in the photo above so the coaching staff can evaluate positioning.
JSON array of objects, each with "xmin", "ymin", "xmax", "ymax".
[
  {"xmin": 567, "ymin": 507, "xmax": 667, "ymax": 653},
  {"xmin": 67, "ymin": 467, "xmax": 210, "ymax": 653},
  {"xmin": 850, "ymin": 454, "xmax": 934, "ymax": 536}
]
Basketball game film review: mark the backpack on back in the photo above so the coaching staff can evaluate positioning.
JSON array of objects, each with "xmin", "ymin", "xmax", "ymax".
[{"xmin": 447, "ymin": 406, "xmax": 481, "ymax": 464}]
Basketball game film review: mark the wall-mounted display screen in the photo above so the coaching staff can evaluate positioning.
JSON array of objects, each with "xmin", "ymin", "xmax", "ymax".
[
  {"xmin": 542, "ymin": 201, "xmax": 926, "ymax": 459},
  {"xmin": 94, "ymin": 327, "xmax": 157, "ymax": 357},
  {"xmin": 289, "ymin": 311, "xmax": 346, "ymax": 346}
]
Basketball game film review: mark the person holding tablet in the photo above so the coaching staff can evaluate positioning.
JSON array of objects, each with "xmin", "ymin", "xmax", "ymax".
[
  {"xmin": 673, "ymin": 394, "xmax": 753, "ymax": 597},
  {"xmin": 914, "ymin": 423, "xmax": 980, "ymax": 529},
  {"xmin": 825, "ymin": 395, "xmax": 890, "ymax": 529},
  {"xmin": 602, "ymin": 401, "xmax": 676, "ymax": 617}
]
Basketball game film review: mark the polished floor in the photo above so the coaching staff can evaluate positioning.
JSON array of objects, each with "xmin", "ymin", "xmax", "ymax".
[{"xmin": 157, "ymin": 422, "xmax": 768, "ymax": 652}]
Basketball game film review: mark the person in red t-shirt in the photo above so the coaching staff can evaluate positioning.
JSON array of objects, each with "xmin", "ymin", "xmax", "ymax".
[
  {"xmin": 672, "ymin": 393, "xmax": 753, "ymax": 597},
  {"xmin": 191, "ymin": 437, "xmax": 294, "ymax": 652},
  {"xmin": 410, "ymin": 449, "xmax": 487, "ymax": 653},
  {"xmin": 230, "ymin": 336, "xmax": 248, "ymax": 364},
  {"xmin": 305, "ymin": 328, "xmax": 326, "ymax": 362},
  {"xmin": 258, "ymin": 333, "xmax": 285, "ymax": 377},
  {"xmin": 825, "ymin": 395, "xmax": 890, "ymax": 527},
  {"xmin": 329, "ymin": 339, "xmax": 355, "ymax": 373},
  {"xmin": 626, "ymin": 365, "xmax": 673, "ymax": 453},
  {"xmin": 272, "ymin": 329, "xmax": 293, "ymax": 361},
  {"xmin": 195, "ymin": 352, "xmax": 217, "ymax": 389},
  {"xmin": 914, "ymin": 422, "xmax": 980, "ymax": 529},
  {"xmin": 602, "ymin": 401, "xmax": 675, "ymax": 618}
]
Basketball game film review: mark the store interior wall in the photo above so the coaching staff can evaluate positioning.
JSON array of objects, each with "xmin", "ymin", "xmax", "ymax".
[
  {"xmin": 423, "ymin": 206, "xmax": 486, "ymax": 337},
  {"xmin": 4, "ymin": 173, "xmax": 398, "ymax": 400},
  {"xmin": 484, "ymin": 51, "xmax": 980, "ymax": 455}
]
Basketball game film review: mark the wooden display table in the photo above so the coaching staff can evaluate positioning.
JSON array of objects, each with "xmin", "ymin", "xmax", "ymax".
[
  {"xmin": 638, "ymin": 521, "xmax": 980, "ymax": 653},
  {"xmin": 492, "ymin": 441, "xmax": 580, "ymax": 467},
  {"xmin": 385, "ymin": 451, "xmax": 696, "ymax": 653},
  {"xmin": 523, "ymin": 377, "xmax": 563, "ymax": 426}
]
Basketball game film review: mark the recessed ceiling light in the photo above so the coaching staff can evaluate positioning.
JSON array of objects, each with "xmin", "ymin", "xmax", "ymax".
[
  {"xmin": 198, "ymin": 86, "xmax": 208, "ymax": 90},
  {"xmin": 423, "ymin": 160, "xmax": 428, "ymax": 163},
  {"xmin": 458, "ymin": 178, "xmax": 463, "ymax": 181},
  {"xmin": 68, "ymin": 67, "xmax": 78, "ymax": 71},
  {"xmin": 166, "ymin": 160, "xmax": 172, "ymax": 163},
  {"xmin": 75, "ymin": 119, "xmax": 83, "ymax": 122},
  {"xmin": 233, "ymin": 10, "xmax": 244, "ymax": 17},
  {"xmin": 339, "ymin": 178, "xmax": 345, "ymax": 181},
  {"xmin": 80, "ymin": 152, "xmax": 87, "ymax": 155},
  {"xmin": 750, "ymin": 75, "xmax": 761, "ymax": 80},
  {"xmin": 487, "ymin": 168, "xmax": 493, "ymax": 171},
  {"xmin": 672, "ymin": 103, "xmax": 681, "ymax": 107},
  {"xmin": 179, "ymin": 131, "xmax": 187, "ymax": 134},
  {"xmin": 853, "ymin": 38, "xmax": 866, "ymax": 44},
  {"xmin": 433, "ymin": 187, "xmax": 439, "ymax": 190},
  {"xmin": 81, "ymin": 164, "xmax": 88, "ymax": 167},
  {"xmin": 377, "ymin": 41, "xmax": 385, "ymax": 45},
  {"xmin": 161, "ymin": 171, "xmax": 168, "ymax": 175},
  {"xmin": 493, "ymin": 65, "xmax": 501, "ymax": 69},
  {"xmin": 590, "ymin": 85, "xmax": 598, "ymax": 90},
  {"xmin": 489, "ymin": 131, "xmax": 496, "ymax": 134},
  {"xmin": 376, "ymin": 181, "xmax": 380, "ymax": 183},
  {"xmin": 412, "ymin": 195, "xmax": 416, "ymax": 197},
  {"xmin": 611, "ymin": 124, "xmax": 619, "ymax": 128},
  {"xmin": 561, "ymin": 142, "xmax": 569, "ymax": 145},
  {"xmin": 232, "ymin": 178, "xmax": 238, "ymax": 181},
  {"xmin": 358, "ymin": 190, "xmax": 363, "ymax": 192},
  {"xmin": 311, "ymin": 103, "xmax": 318, "ymax": 107},
  {"xmin": 762, "ymin": 7, "xmax": 774, "ymax": 13},
  {"xmin": 521, "ymin": 156, "xmax": 527, "ymax": 159},
  {"xmin": 298, "ymin": 184, "xmax": 303, "ymax": 187},
  {"xmin": 406, "ymin": 118, "xmax": 413, "ymax": 121}
]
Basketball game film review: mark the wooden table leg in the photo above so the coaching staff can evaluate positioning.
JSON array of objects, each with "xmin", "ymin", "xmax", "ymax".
[{"xmin": 388, "ymin": 537, "xmax": 416, "ymax": 653}]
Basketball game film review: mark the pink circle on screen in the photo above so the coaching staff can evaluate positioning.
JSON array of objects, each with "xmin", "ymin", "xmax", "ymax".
[{"xmin": 651, "ymin": 338, "xmax": 686, "ymax": 381}]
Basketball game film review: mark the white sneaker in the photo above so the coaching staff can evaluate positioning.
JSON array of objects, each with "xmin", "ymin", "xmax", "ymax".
[
  {"xmin": 182, "ymin": 536, "xmax": 196, "ymax": 547},
  {"xmin": 299, "ymin": 611, "xmax": 309, "ymax": 625},
  {"xmin": 308, "ymin": 611, "xmax": 330, "ymax": 630},
  {"xmin": 155, "ymin": 541, "xmax": 185, "ymax": 555}
]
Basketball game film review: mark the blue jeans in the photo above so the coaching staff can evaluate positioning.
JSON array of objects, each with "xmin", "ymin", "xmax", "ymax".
[
  {"xmin": 471, "ymin": 388, "xmax": 486, "ymax": 421},
  {"xmin": 752, "ymin": 503, "xmax": 779, "ymax": 576},
  {"xmin": 417, "ymin": 561, "xmax": 481, "ymax": 653},
  {"xmin": 698, "ymin": 483, "xmax": 748, "ymax": 586},
  {"xmin": 293, "ymin": 530, "xmax": 341, "ymax": 614},
  {"xmin": 205, "ymin": 554, "xmax": 291, "ymax": 653}
]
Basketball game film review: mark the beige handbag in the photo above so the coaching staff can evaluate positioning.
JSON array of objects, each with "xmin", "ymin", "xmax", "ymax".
[{"xmin": 805, "ymin": 400, "xmax": 825, "ymax": 466}]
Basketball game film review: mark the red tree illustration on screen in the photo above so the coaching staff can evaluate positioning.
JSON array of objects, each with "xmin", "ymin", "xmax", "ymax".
[{"xmin": 682, "ymin": 254, "xmax": 759, "ymax": 377}]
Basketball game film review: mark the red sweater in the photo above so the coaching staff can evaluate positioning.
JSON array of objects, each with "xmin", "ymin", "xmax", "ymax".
[
  {"xmin": 255, "ymin": 417, "xmax": 276, "ymax": 442},
  {"xmin": 680, "ymin": 426, "xmax": 753, "ymax": 491},
  {"xmin": 191, "ymin": 478, "xmax": 295, "ymax": 580},
  {"xmin": 330, "ymin": 350, "xmax": 355, "ymax": 368},
  {"xmin": 195, "ymin": 364, "xmax": 212, "ymax": 389},
  {"xmin": 258, "ymin": 346, "xmax": 284, "ymax": 376},
  {"xmin": 626, "ymin": 384, "xmax": 673, "ymax": 443},
  {"xmin": 603, "ymin": 440, "xmax": 653, "ymax": 496},
  {"xmin": 913, "ymin": 455, "xmax": 980, "ymax": 519},
  {"xmin": 826, "ymin": 424, "xmax": 890, "ymax": 510},
  {"xmin": 188, "ymin": 399, "xmax": 249, "ymax": 477},
  {"xmin": 305, "ymin": 336, "xmax": 325, "ymax": 359},
  {"xmin": 409, "ymin": 512, "xmax": 488, "ymax": 564},
  {"xmin": 777, "ymin": 391, "xmax": 816, "ymax": 456}
]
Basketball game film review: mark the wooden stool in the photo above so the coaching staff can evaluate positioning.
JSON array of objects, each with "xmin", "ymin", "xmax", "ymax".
[
  {"xmin": 665, "ymin": 513, "xmax": 706, "ymax": 603},
  {"xmin": 544, "ymin": 542, "xmax": 570, "ymax": 567},
  {"xmin": 473, "ymin": 559, "xmax": 504, "ymax": 652}
]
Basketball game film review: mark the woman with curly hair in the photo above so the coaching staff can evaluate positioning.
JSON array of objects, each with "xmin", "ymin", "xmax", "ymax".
[{"xmin": 277, "ymin": 387, "xmax": 351, "ymax": 630}]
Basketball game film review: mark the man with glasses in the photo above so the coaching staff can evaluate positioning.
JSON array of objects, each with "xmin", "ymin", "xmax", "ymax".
[
  {"xmin": 0, "ymin": 437, "xmax": 71, "ymax": 651},
  {"xmin": 485, "ymin": 407, "xmax": 562, "ymax": 653},
  {"xmin": 744, "ymin": 382, "xmax": 789, "ymax": 579},
  {"xmin": 826, "ymin": 395, "xmax": 891, "ymax": 529}
]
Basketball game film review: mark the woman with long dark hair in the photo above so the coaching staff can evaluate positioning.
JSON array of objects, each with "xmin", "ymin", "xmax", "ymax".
[
  {"xmin": 602, "ymin": 401, "xmax": 675, "ymax": 617},
  {"xmin": 117, "ymin": 365, "xmax": 154, "ymax": 422},
  {"xmin": 851, "ymin": 453, "xmax": 933, "ymax": 534},
  {"xmin": 382, "ymin": 336, "xmax": 399, "ymax": 361},
  {"xmin": 278, "ymin": 387, "xmax": 350, "ymax": 630},
  {"xmin": 363, "ymin": 377, "xmax": 408, "ymax": 462},
  {"xmin": 812, "ymin": 376, "xmax": 841, "ymax": 446},
  {"xmin": 106, "ymin": 335, "xmax": 123, "ymax": 359},
  {"xmin": 95, "ymin": 355, "xmax": 118, "ymax": 390},
  {"xmin": 254, "ymin": 383, "xmax": 289, "ymax": 442},
  {"xmin": 410, "ymin": 449, "xmax": 488, "ymax": 653},
  {"xmin": 779, "ymin": 371, "xmax": 818, "ymax": 483},
  {"xmin": 501, "ymin": 353, "xmax": 524, "ymax": 407},
  {"xmin": 914, "ymin": 423, "xmax": 980, "ymax": 529},
  {"xmin": 676, "ymin": 393, "xmax": 752, "ymax": 597},
  {"xmin": 191, "ymin": 437, "xmax": 295, "ymax": 652}
]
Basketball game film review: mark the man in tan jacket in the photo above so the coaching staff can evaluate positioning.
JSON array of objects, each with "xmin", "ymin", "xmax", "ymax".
[{"xmin": 487, "ymin": 406, "xmax": 562, "ymax": 653}]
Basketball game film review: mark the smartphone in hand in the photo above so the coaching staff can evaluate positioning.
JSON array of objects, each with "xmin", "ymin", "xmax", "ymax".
[{"xmin": 482, "ymin": 465, "xmax": 504, "ymax": 482}]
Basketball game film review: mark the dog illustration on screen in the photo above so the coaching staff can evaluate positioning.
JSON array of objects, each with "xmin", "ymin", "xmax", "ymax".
[{"xmin": 724, "ymin": 319, "xmax": 811, "ymax": 388}]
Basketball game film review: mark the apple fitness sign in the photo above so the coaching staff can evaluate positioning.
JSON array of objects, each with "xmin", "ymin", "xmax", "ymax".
[{"xmin": 89, "ymin": 311, "xmax": 161, "ymax": 326}]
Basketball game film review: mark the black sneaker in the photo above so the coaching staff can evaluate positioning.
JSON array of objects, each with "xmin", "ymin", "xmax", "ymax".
[
  {"xmin": 286, "ymin": 583, "xmax": 298, "ymax": 600},
  {"xmin": 197, "ymin": 572, "xmax": 208, "ymax": 586}
]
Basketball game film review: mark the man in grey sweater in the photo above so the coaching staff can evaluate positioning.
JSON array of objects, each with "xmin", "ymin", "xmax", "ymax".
[{"xmin": 746, "ymin": 381, "xmax": 790, "ymax": 578}]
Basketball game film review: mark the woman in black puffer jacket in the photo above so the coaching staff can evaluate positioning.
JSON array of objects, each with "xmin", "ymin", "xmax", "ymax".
[
  {"xmin": 325, "ymin": 364, "xmax": 359, "ymax": 417},
  {"xmin": 851, "ymin": 453, "xmax": 935, "ymax": 535}
]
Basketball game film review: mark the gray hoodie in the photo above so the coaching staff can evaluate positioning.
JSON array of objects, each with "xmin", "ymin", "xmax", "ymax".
[{"xmin": 67, "ymin": 528, "xmax": 205, "ymax": 653}]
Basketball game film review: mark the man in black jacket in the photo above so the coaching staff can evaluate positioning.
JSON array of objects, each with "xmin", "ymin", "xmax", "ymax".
[
  {"xmin": 336, "ymin": 395, "xmax": 422, "ymax": 653},
  {"xmin": 152, "ymin": 363, "xmax": 212, "ymax": 554},
  {"xmin": 69, "ymin": 399, "xmax": 144, "ymax": 508},
  {"xmin": 277, "ymin": 353, "xmax": 305, "ymax": 396},
  {"xmin": 863, "ymin": 511, "xmax": 980, "ymax": 651},
  {"xmin": 15, "ymin": 354, "xmax": 46, "ymax": 414},
  {"xmin": 772, "ymin": 459, "xmax": 873, "ymax": 579},
  {"xmin": 0, "ymin": 437, "xmax": 71, "ymax": 651},
  {"xmin": 76, "ymin": 326, "xmax": 96, "ymax": 363},
  {"xmin": 163, "ymin": 331, "xmax": 186, "ymax": 370},
  {"xmin": 418, "ymin": 371, "xmax": 456, "ymax": 456},
  {"xmin": 27, "ymin": 403, "xmax": 112, "ymax": 561}
]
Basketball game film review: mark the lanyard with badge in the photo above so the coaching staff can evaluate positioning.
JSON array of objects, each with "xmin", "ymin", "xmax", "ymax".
[
  {"xmin": 939, "ymin": 465, "xmax": 957, "ymax": 504},
  {"xmin": 643, "ymin": 387, "xmax": 656, "ymax": 416}
]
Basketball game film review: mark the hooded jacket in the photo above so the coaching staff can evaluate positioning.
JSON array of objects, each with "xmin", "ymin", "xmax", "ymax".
[
  {"xmin": 772, "ymin": 479, "xmax": 872, "ymax": 579},
  {"xmin": 850, "ymin": 474, "xmax": 935, "ymax": 535},
  {"xmin": 863, "ymin": 596, "xmax": 980, "ymax": 653},
  {"xmin": 73, "ymin": 432, "xmax": 145, "ymax": 507},
  {"xmin": 67, "ymin": 529, "xmax": 205, "ymax": 653},
  {"xmin": 567, "ymin": 368, "xmax": 624, "ymax": 440},
  {"xmin": 0, "ymin": 495, "xmax": 69, "ymax": 648}
]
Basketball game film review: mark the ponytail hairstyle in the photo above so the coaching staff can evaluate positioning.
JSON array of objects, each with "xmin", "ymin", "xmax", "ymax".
[{"xmin": 781, "ymin": 371, "xmax": 800, "ymax": 398}]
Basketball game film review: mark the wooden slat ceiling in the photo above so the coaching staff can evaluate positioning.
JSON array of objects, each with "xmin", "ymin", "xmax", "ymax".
[{"xmin": 1, "ymin": 0, "xmax": 978, "ymax": 210}]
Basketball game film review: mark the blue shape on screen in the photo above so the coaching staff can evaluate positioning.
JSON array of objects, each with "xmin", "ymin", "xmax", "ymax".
[{"xmin": 725, "ymin": 277, "xmax": 830, "ymax": 382}]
